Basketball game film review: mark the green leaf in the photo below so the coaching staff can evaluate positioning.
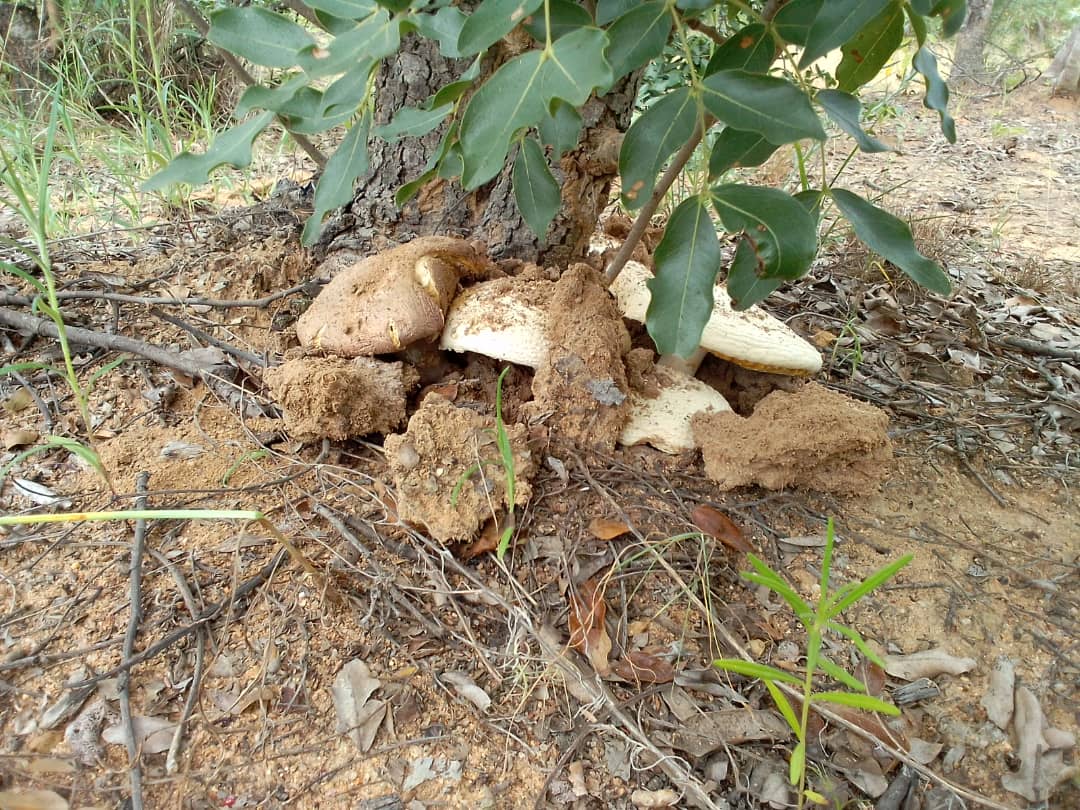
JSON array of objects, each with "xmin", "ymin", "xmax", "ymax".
[
  {"xmin": 828, "ymin": 553, "xmax": 913, "ymax": 618},
  {"xmin": 831, "ymin": 189, "xmax": 950, "ymax": 293},
  {"xmin": 793, "ymin": 188, "xmax": 825, "ymax": 220},
  {"xmin": 306, "ymin": 0, "xmax": 377, "ymax": 17},
  {"xmin": 512, "ymin": 137, "xmax": 561, "ymax": 240},
  {"xmin": 619, "ymin": 87, "xmax": 697, "ymax": 210},
  {"xmin": 273, "ymin": 87, "xmax": 354, "ymax": 134},
  {"xmin": 742, "ymin": 555, "xmax": 813, "ymax": 620},
  {"xmin": 816, "ymin": 89, "xmax": 890, "ymax": 152},
  {"xmin": 298, "ymin": 9, "xmax": 399, "ymax": 77},
  {"xmin": 458, "ymin": 0, "xmax": 543, "ymax": 56},
  {"xmin": 708, "ymin": 128, "xmax": 778, "ymax": 179},
  {"xmin": 321, "ymin": 70, "xmax": 375, "ymax": 117},
  {"xmin": 538, "ymin": 100, "xmax": 583, "ymax": 158},
  {"xmin": 713, "ymin": 658, "xmax": 805, "ymax": 687},
  {"xmin": 374, "ymin": 0, "xmax": 411, "ymax": 11},
  {"xmin": 931, "ymin": 0, "xmax": 967, "ymax": 37},
  {"xmin": 705, "ymin": 23, "xmax": 774, "ymax": 75},
  {"xmin": 912, "ymin": 46, "xmax": 956, "ymax": 143},
  {"xmin": 726, "ymin": 237, "xmax": 782, "ymax": 309},
  {"xmin": 836, "ymin": 2, "xmax": 905, "ymax": 92},
  {"xmin": 790, "ymin": 740, "xmax": 806, "ymax": 786},
  {"xmin": 596, "ymin": 0, "xmax": 637, "ymax": 25},
  {"xmin": 302, "ymin": 112, "xmax": 371, "ymax": 245},
  {"xmin": 811, "ymin": 691, "xmax": 901, "ymax": 715},
  {"xmin": 413, "ymin": 6, "xmax": 468, "ymax": 57},
  {"xmin": 374, "ymin": 102, "xmax": 453, "ymax": 141},
  {"xmin": 711, "ymin": 184, "xmax": 818, "ymax": 280},
  {"xmin": 827, "ymin": 621, "xmax": 886, "ymax": 667},
  {"xmin": 817, "ymin": 656, "xmax": 868, "ymax": 692},
  {"xmin": 764, "ymin": 680, "xmax": 801, "ymax": 735},
  {"xmin": 604, "ymin": 1, "xmax": 672, "ymax": 80},
  {"xmin": 772, "ymin": 0, "xmax": 822, "ymax": 46},
  {"xmin": 459, "ymin": 27, "xmax": 612, "ymax": 188},
  {"xmin": 395, "ymin": 123, "xmax": 458, "ymax": 205},
  {"xmin": 646, "ymin": 195, "xmax": 722, "ymax": 358},
  {"xmin": 524, "ymin": 0, "xmax": 592, "ymax": 42},
  {"xmin": 143, "ymin": 112, "xmax": 275, "ymax": 191},
  {"xmin": 208, "ymin": 8, "xmax": 314, "ymax": 69},
  {"xmin": 906, "ymin": 5, "xmax": 928, "ymax": 46},
  {"xmin": 701, "ymin": 71, "xmax": 826, "ymax": 145},
  {"xmin": 236, "ymin": 74, "xmax": 309, "ymax": 116},
  {"xmin": 800, "ymin": 0, "xmax": 891, "ymax": 68}
]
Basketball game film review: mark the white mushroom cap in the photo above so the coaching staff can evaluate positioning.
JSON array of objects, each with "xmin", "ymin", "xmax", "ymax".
[
  {"xmin": 619, "ymin": 365, "xmax": 732, "ymax": 454},
  {"xmin": 611, "ymin": 261, "xmax": 822, "ymax": 376},
  {"xmin": 439, "ymin": 278, "xmax": 551, "ymax": 368}
]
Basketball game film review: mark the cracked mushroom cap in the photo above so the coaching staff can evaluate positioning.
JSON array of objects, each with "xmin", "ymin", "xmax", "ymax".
[
  {"xmin": 611, "ymin": 261, "xmax": 822, "ymax": 376},
  {"xmin": 439, "ymin": 276, "xmax": 553, "ymax": 368},
  {"xmin": 619, "ymin": 364, "xmax": 732, "ymax": 454},
  {"xmin": 296, "ymin": 237, "xmax": 490, "ymax": 356}
]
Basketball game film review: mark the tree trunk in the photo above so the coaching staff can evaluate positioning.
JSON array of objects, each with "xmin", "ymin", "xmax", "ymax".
[
  {"xmin": 951, "ymin": 0, "xmax": 993, "ymax": 85},
  {"xmin": 1046, "ymin": 22, "xmax": 1080, "ymax": 96},
  {"xmin": 323, "ymin": 34, "xmax": 637, "ymax": 266}
]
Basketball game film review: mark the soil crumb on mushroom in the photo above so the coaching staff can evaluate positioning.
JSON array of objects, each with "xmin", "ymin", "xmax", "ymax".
[
  {"xmin": 691, "ymin": 383, "xmax": 892, "ymax": 493},
  {"xmin": 384, "ymin": 395, "xmax": 536, "ymax": 543},
  {"xmin": 264, "ymin": 357, "xmax": 418, "ymax": 442},
  {"xmin": 527, "ymin": 264, "xmax": 631, "ymax": 451}
]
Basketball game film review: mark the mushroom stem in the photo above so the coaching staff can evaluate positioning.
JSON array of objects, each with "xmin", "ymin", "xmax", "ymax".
[{"xmin": 658, "ymin": 348, "xmax": 707, "ymax": 377}]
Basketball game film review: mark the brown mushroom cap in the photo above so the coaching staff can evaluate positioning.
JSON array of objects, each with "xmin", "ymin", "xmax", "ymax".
[{"xmin": 296, "ymin": 237, "xmax": 490, "ymax": 356}]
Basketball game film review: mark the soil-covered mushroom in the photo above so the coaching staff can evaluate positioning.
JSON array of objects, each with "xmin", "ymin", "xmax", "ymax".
[
  {"xmin": 439, "ymin": 275, "xmax": 553, "ymax": 368},
  {"xmin": 610, "ymin": 261, "xmax": 822, "ymax": 376},
  {"xmin": 296, "ymin": 237, "xmax": 490, "ymax": 356},
  {"xmin": 619, "ymin": 361, "xmax": 732, "ymax": 454}
]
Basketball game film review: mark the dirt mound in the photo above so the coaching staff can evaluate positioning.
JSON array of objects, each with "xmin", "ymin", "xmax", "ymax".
[
  {"xmin": 384, "ymin": 395, "xmax": 536, "ymax": 542},
  {"xmin": 692, "ymin": 382, "xmax": 892, "ymax": 493},
  {"xmin": 264, "ymin": 356, "xmax": 418, "ymax": 442},
  {"xmin": 527, "ymin": 264, "xmax": 631, "ymax": 451}
]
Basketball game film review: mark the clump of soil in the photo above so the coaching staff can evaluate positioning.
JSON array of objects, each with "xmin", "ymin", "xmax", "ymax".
[
  {"xmin": 264, "ymin": 357, "xmax": 418, "ymax": 442},
  {"xmin": 697, "ymin": 356, "xmax": 804, "ymax": 415},
  {"xmin": 691, "ymin": 382, "xmax": 892, "ymax": 493},
  {"xmin": 384, "ymin": 395, "xmax": 536, "ymax": 542},
  {"xmin": 527, "ymin": 264, "xmax": 630, "ymax": 451}
]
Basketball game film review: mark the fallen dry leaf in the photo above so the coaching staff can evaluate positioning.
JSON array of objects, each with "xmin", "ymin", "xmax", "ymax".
[
  {"xmin": 691, "ymin": 505, "xmax": 752, "ymax": 553},
  {"xmin": 611, "ymin": 650, "xmax": 675, "ymax": 684},
  {"xmin": 458, "ymin": 517, "xmax": 503, "ymax": 560},
  {"xmin": 588, "ymin": 517, "xmax": 631, "ymax": 541},
  {"xmin": 332, "ymin": 659, "xmax": 385, "ymax": 753},
  {"xmin": 981, "ymin": 656, "xmax": 1015, "ymax": 730},
  {"xmin": 568, "ymin": 577, "xmax": 612, "ymax": 676},
  {"xmin": 2, "ymin": 429, "xmax": 39, "ymax": 449},
  {"xmin": 0, "ymin": 789, "xmax": 69, "ymax": 810},
  {"xmin": 884, "ymin": 647, "xmax": 976, "ymax": 680},
  {"xmin": 630, "ymin": 787, "xmax": 680, "ymax": 808}
]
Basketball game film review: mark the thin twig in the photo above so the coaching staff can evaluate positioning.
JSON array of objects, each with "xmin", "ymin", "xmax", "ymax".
[
  {"xmin": 0, "ymin": 280, "xmax": 320, "ymax": 310},
  {"xmin": 151, "ymin": 308, "xmax": 268, "ymax": 369},
  {"xmin": 119, "ymin": 471, "xmax": 150, "ymax": 810},
  {"xmin": 172, "ymin": 0, "xmax": 326, "ymax": 168},
  {"xmin": 604, "ymin": 124, "xmax": 704, "ymax": 285},
  {"xmin": 0, "ymin": 305, "xmax": 222, "ymax": 378},
  {"xmin": 66, "ymin": 547, "xmax": 288, "ymax": 689},
  {"xmin": 8, "ymin": 369, "xmax": 53, "ymax": 430}
]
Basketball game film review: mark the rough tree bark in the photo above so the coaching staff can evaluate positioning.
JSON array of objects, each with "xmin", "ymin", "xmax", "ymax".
[
  {"xmin": 1046, "ymin": 22, "xmax": 1080, "ymax": 95},
  {"xmin": 951, "ymin": 0, "xmax": 993, "ymax": 85},
  {"xmin": 322, "ymin": 32, "xmax": 638, "ymax": 266}
]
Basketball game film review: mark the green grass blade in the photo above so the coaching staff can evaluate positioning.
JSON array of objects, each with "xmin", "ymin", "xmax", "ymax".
[
  {"xmin": 826, "ymin": 620, "xmax": 887, "ymax": 667},
  {"xmin": 713, "ymin": 658, "xmax": 804, "ymax": 687},
  {"xmin": 828, "ymin": 554, "xmax": 912, "ymax": 618},
  {"xmin": 811, "ymin": 690, "xmax": 900, "ymax": 715},
  {"xmin": 789, "ymin": 739, "xmax": 806, "ymax": 787},
  {"xmin": 0, "ymin": 361, "xmax": 53, "ymax": 376},
  {"xmin": 450, "ymin": 463, "xmax": 481, "ymax": 506},
  {"xmin": 816, "ymin": 656, "xmax": 867, "ymax": 693},
  {"xmin": 87, "ymin": 356, "xmax": 128, "ymax": 392}
]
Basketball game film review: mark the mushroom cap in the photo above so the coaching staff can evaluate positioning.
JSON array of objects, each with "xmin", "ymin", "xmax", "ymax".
[
  {"xmin": 296, "ymin": 237, "xmax": 488, "ymax": 356},
  {"xmin": 439, "ymin": 277, "xmax": 552, "ymax": 368},
  {"xmin": 611, "ymin": 261, "xmax": 822, "ymax": 376},
  {"xmin": 619, "ymin": 365, "xmax": 732, "ymax": 454}
]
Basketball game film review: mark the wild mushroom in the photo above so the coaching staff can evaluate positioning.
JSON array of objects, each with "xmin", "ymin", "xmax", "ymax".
[
  {"xmin": 439, "ymin": 276, "xmax": 553, "ymax": 368},
  {"xmin": 610, "ymin": 261, "xmax": 822, "ymax": 377},
  {"xmin": 296, "ymin": 237, "xmax": 490, "ymax": 356},
  {"xmin": 619, "ymin": 362, "xmax": 732, "ymax": 454}
]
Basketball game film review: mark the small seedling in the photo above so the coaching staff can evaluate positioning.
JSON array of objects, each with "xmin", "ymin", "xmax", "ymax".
[
  {"xmin": 715, "ymin": 519, "xmax": 911, "ymax": 808},
  {"xmin": 448, "ymin": 366, "xmax": 518, "ymax": 559}
]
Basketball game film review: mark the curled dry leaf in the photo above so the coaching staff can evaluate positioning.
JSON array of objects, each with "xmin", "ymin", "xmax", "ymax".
[
  {"xmin": 630, "ymin": 787, "xmax": 680, "ymax": 808},
  {"xmin": 611, "ymin": 651, "xmax": 675, "ymax": 684},
  {"xmin": 883, "ymin": 647, "xmax": 976, "ymax": 680},
  {"xmin": 691, "ymin": 504, "xmax": 752, "ymax": 553},
  {"xmin": 458, "ymin": 516, "xmax": 504, "ymax": 560},
  {"xmin": 588, "ymin": 516, "xmax": 631, "ymax": 540},
  {"xmin": 568, "ymin": 577, "xmax": 612, "ymax": 676}
]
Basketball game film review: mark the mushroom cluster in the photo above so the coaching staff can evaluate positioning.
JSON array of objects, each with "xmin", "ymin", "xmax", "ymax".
[{"xmin": 268, "ymin": 235, "xmax": 858, "ymax": 540}]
